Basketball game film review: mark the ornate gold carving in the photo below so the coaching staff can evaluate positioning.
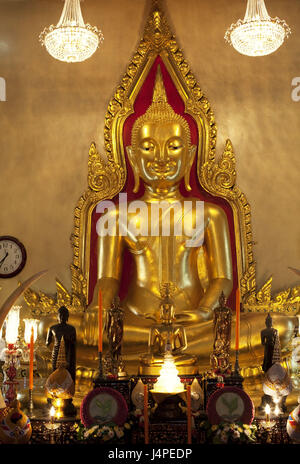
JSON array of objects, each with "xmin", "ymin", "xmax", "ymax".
[
  {"xmin": 144, "ymin": 1, "xmax": 172, "ymax": 52},
  {"xmin": 87, "ymin": 142, "xmax": 125, "ymax": 195},
  {"xmin": 201, "ymin": 139, "xmax": 236, "ymax": 194},
  {"xmin": 24, "ymin": 280, "xmax": 71, "ymax": 316},
  {"xmin": 243, "ymin": 276, "xmax": 300, "ymax": 314}
]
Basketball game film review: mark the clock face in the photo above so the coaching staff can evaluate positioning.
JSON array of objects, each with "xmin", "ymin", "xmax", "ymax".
[{"xmin": 0, "ymin": 236, "xmax": 26, "ymax": 278}]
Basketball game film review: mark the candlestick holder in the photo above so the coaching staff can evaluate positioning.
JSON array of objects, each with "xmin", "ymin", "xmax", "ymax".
[
  {"xmin": 225, "ymin": 350, "xmax": 244, "ymax": 390},
  {"xmin": 260, "ymin": 418, "xmax": 276, "ymax": 429},
  {"xmin": 93, "ymin": 351, "xmax": 106, "ymax": 387},
  {"xmin": 28, "ymin": 388, "xmax": 34, "ymax": 415},
  {"xmin": 2, "ymin": 345, "xmax": 21, "ymax": 406},
  {"xmin": 234, "ymin": 349, "xmax": 240, "ymax": 373},
  {"xmin": 45, "ymin": 419, "xmax": 61, "ymax": 444}
]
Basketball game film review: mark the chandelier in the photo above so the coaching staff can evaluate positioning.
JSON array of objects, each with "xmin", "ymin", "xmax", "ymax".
[
  {"xmin": 225, "ymin": 0, "xmax": 291, "ymax": 57},
  {"xmin": 39, "ymin": 0, "xmax": 104, "ymax": 63}
]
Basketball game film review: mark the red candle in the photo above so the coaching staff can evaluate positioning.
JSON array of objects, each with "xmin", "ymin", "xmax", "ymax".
[
  {"xmin": 187, "ymin": 384, "xmax": 192, "ymax": 444},
  {"xmin": 235, "ymin": 287, "xmax": 240, "ymax": 351},
  {"xmin": 29, "ymin": 327, "xmax": 34, "ymax": 390},
  {"xmin": 143, "ymin": 384, "xmax": 149, "ymax": 444},
  {"xmin": 98, "ymin": 289, "xmax": 103, "ymax": 353}
]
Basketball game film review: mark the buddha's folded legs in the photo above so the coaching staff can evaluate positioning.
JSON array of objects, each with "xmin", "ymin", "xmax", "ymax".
[{"xmin": 37, "ymin": 310, "xmax": 297, "ymax": 377}]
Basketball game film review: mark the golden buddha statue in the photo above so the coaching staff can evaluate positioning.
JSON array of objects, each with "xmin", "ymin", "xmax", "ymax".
[
  {"xmin": 84, "ymin": 67, "xmax": 233, "ymax": 370},
  {"xmin": 82, "ymin": 66, "xmax": 297, "ymax": 377}
]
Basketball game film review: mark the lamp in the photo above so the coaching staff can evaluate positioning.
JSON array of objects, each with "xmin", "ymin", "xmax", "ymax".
[
  {"xmin": 39, "ymin": 0, "xmax": 104, "ymax": 63},
  {"xmin": 225, "ymin": 0, "xmax": 291, "ymax": 57},
  {"xmin": 152, "ymin": 350, "xmax": 185, "ymax": 394},
  {"xmin": 5, "ymin": 306, "xmax": 20, "ymax": 347},
  {"xmin": 2, "ymin": 306, "xmax": 21, "ymax": 405}
]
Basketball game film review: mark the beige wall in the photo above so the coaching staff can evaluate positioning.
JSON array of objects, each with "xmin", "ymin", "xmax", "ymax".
[{"xmin": 0, "ymin": 0, "xmax": 300, "ymax": 306}]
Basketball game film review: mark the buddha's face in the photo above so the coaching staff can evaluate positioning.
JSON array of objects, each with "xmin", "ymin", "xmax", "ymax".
[{"xmin": 128, "ymin": 121, "xmax": 195, "ymax": 190}]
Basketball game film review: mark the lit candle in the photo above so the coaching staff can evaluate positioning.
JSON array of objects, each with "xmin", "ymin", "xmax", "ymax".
[
  {"xmin": 235, "ymin": 287, "xmax": 240, "ymax": 351},
  {"xmin": 143, "ymin": 384, "xmax": 149, "ymax": 444},
  {"xmin": 29, "ymin": 326, "xmax": 34, "ymax": 390},
  {"xmin": 187, "ymin": 384, "xmax": 192, "ymax": 445},
  {"xmin": 50, "ymin": 406, "xmax": 55, "ymax": 425},
  {"xmin": 98, "ymin": 289, "xmax": 103, "ymax": 353}
]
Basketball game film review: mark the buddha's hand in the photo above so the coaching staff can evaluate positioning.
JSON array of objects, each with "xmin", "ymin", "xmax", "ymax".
[
  {"xmin": 175, "ymin": 307, "xmax": 213, "ymax": 325},
  {"xmin": 196, "ymin": 306, "xmax": 214, "ymax": 322}
]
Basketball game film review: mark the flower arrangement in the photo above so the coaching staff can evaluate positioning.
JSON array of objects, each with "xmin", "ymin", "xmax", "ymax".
[
  {"xmin": 74, "ymin": 420, "xmax": 134, "ymax": 443},
  {"xmin": 199, "ymin": 420, "xmax": 257, "ymax": 444}
]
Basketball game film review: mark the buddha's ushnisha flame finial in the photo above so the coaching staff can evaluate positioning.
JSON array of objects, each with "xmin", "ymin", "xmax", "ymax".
[
  {"xmin": 152, "ymin": 65, "xmax": 168, "ymax": 104},
  {"xmin": 57, "ymin": 336, "xmax": 67, "ymax": 368}
]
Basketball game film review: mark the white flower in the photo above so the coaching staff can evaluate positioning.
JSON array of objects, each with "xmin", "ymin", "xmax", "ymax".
[
  {"xmin": 107, "ymin": 430, "xmax": 115, "ymax": 439},
  {"xmin": 233, "ymin": 430, "xmax": 240, "ymax": 439},
  {"xmin": 115, "ymin": 427, "xmax": 124, "ymax": 439},
  {"xmin": 101, "ymin": 426, "xmax": 111, "ymax": 433},
  {"xmin": 220, "ymin": 432, "xmax": 228, "ymax": 443}
]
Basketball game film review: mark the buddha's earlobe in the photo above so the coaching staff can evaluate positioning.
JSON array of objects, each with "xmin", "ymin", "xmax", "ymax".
[
  {"xmin": 126, "ymin": 146, "xmax": 140, "ymax": 193},
  {"xmin": 184, "ymin": 145, "xmax": 196, "ymax": 191}
]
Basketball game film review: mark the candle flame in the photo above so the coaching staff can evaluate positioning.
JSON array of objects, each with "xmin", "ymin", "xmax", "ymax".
[
  {"xmin": 50, "ymin": 406, "xmax": 55, "ymax": 417},
  {"xmin": 265, "ymin": 404, "xmax": 271, "ymax": 415},
  {"xmin": 24, "ymin": 319, "xmax": 39, "ymax": 344}
]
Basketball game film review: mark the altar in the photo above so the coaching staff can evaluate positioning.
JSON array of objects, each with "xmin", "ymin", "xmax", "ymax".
[{"xmin": 0, "ymin": 0, "xmax": 300, "ymax": 448}]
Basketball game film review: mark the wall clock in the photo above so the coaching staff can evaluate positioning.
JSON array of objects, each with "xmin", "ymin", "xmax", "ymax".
[{"xmin": 0, "ymin": 236, "xmax": 27, "ymax": 278}]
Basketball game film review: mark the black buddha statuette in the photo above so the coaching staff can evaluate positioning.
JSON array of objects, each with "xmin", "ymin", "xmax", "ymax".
[
  {"xmin": 46, "ymin": 306, "xmax": 76, "ymax": 382},
  {"xmin": 261, "ymin": 312, "xmax": 281, "ymax": 373}
]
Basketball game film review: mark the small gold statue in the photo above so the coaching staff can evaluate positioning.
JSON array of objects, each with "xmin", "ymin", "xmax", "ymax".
[
  {"xmin": 210, "ymin": 292, "xmax": 232, "ymax": 374},
  {"xmin": 104, "ymin": 296, "xmax": 126, "ymax": 378},
  {"xmin": 139, "ymin": 283, "xmax": 197, "ymax": 375}
]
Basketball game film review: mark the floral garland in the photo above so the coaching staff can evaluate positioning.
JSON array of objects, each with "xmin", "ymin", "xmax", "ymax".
[
  {"xmin": 74, "ymin": 420, "xmax": 134, "ymax": 443},
  {"xmin": 199, "ymin": 420, "xmax": 257, "ymax": 444}
]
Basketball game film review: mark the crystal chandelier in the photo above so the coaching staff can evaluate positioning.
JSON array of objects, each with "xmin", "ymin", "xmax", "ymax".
[
  {"xmin": 225, "ymin": 0, "xmax": 291, "ymax": 57},
  {"xmin": 39, "ymin": 0, "xmax": 104, "ymax": 63}
]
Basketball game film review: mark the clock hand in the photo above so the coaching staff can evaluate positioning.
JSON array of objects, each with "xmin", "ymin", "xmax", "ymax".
[{"xmin": 0, "ymin": 252, "xmax": 8, "ymax": 268}]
